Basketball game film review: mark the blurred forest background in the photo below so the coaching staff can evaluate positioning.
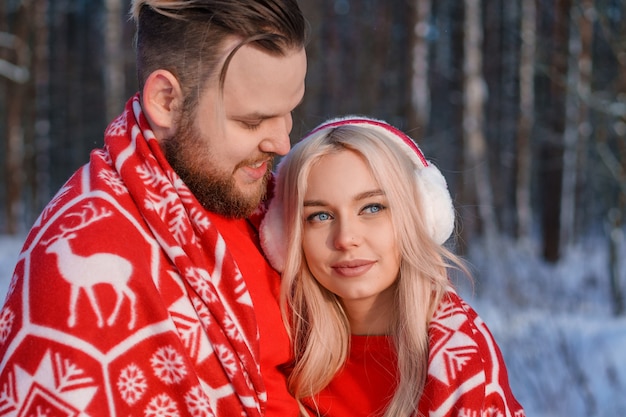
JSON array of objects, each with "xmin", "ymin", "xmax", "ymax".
[{"xmin": 1, "ymin": 0, "xmax": 625, "ymax": 312}]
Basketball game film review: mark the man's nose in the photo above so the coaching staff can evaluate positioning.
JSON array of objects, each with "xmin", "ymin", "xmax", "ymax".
[{"xmin": 260, "ymin": 114, "xmax": 292, "ymax": 156}]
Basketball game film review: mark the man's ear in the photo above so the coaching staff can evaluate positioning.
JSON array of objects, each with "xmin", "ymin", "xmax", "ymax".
[{"xmin": 142, "ymin": 69, "xmax": 183, "ymax": 141}]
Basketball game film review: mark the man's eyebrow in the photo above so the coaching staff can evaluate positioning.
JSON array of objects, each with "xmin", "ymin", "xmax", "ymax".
[
  {"xmin": 236, "ymin": 98, "xmax": 305, "ymax": 121},
  {"xmin": 235, "ymin": 112, "xmax": 272, "ymax": 120}
]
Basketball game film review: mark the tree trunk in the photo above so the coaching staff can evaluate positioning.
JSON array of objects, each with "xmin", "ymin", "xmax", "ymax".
[
  {"xmin": 463, "ymin": 0, "xmax": 497, "ymax": 242},
  {"xmin": 607, "ymin": 3, "xmax": 626, "ymax": 316},
  {"xmin": 3, "ymin": 2, "xmax": 31, "ymax": 234},
  {"xmin": 608, "ymin": 209, "xmax": 624, "ymax": 316},
  {"xmin": 560, "ymin": 0, "xmax": 594, "ymax": 250},
  {"xmin": 104, "ymin": 0, "xmax": 125, "ymax": 122},
  {"xmin": 409, "ymin": 0, "xmax": 431, "ymax": 131},
  {"xmin": 515, "ymin": 0, "xmax": 536, "ymax": 241},
  {"xmin": 31, "ymin": 0, "xmax": 51, "ymax": 218},
  {"xmin": 541, "ymin": 0, "xmax": 572, "ymax": 262},
  {"xmin": 598, "ymin": 131, "xmax": 626, "ymax": 316}
]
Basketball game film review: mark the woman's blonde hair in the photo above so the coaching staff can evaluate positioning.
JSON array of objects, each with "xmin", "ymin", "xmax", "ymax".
[{"xmin": 275, "ymin": 123, "xmax": 469, "ymax": 417}]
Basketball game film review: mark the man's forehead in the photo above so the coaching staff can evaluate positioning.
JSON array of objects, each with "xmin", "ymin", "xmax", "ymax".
[{"xmin": 221, "ymin": 45, "xmax": 306, "ymax": 117}]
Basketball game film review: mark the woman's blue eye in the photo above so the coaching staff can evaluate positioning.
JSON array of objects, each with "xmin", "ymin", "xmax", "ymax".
[
  {"xmin": 362, "ymin": 203, "xmax": 385, "ymax": 214},
  {"xmin": 307, "ymin": 212, "xmax": 331, "ymax": 222}
]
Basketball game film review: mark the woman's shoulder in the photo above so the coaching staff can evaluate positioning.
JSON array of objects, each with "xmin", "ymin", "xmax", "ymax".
[
  {"xmin": 427, "ymin": 288, "xmax": 500, "ymax": 373},
  {"xmin": 428, "ymin": 289, "xmax": 483, "ymax": 349},
  {"xmin": 424, "ymin": 290, "xmax": 526, "ymax": 416},
  {"xmin": 431, "ymin": 289, "xmax": 481, "ymax": 327}
]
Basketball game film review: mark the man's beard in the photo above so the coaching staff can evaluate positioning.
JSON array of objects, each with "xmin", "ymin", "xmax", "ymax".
[{"xmin": 162, "ymin": 119, "xmax": 273, "ymax": 218}]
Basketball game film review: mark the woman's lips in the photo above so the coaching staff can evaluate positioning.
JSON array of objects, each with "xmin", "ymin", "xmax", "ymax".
[{"xmin": 331, "ymin": 260, "xmax": 376, "ymax": 277}]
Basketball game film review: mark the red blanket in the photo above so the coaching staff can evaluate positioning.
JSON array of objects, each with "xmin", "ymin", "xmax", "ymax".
[
  {"xmin": 0, "ymin": 94, "xmax": 268, "ymax": 416},
  {"xmin": 306, "ymin": 291, "xmax": 526, "ymax": 417}
]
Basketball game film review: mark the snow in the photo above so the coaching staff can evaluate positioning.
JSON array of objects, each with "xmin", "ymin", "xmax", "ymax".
[
  {"xmin": 0, "ymin": 234, "xmax": 24, "ymax": 302},
  {"xmin": 458, "ymin": 237, "xmax": 626, "ymax": 417},
  {"xmin": 1, "ymin": 232, "xmax": 624, "ymax": 416}
]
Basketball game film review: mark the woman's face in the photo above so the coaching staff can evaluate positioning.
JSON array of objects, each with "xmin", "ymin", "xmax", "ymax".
[{"xmin": 301, "ymin": 149, "xmax": 401, "ymax": 328}]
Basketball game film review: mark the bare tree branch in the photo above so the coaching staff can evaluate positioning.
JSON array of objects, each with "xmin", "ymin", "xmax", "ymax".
[
  {"xmin": 0, "ymin": 58, "xmax": 29, "ymax": 83},
  {"xmin": 0, "ymin": 31, "xmax": 30, "ymax": 83}
]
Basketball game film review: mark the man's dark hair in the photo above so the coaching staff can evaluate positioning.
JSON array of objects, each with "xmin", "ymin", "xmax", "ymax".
[{"xmin": 132, "ymin": 0, "xmax": 307, "ymax": 112}]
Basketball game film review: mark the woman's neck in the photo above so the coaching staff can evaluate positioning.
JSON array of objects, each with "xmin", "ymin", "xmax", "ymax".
[{"xmin": 343, "ymin": 286, "xmax": 395, "ymax": 335}]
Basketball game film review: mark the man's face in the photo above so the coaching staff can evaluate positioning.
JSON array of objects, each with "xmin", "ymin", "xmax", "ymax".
[{"xmin": 164, "ymin": 43, "xmax": 307, "ymax": 217}]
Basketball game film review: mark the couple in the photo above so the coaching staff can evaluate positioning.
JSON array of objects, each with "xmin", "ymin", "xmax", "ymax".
[{"xmin": 0, "ymin": 1, "xmax": 524, "ymax": 416}]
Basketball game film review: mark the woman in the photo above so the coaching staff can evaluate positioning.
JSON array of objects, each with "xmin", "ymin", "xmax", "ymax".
[{"xmin": 261, "ymin": 117, "xmax": 525, "ymax": 417}]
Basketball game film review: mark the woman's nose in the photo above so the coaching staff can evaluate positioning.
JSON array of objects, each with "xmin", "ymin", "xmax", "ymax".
[{"xmin": 332, "ymin": 218, "xmax": 362, "ymax": 250}]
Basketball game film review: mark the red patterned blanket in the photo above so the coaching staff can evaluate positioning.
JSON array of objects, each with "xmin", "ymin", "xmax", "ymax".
[{"xmin": 0, "ymin": 94, "xmax": 267, "ymax": 416}]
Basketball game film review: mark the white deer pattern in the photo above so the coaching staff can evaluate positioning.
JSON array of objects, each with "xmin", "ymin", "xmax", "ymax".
[{"xmin": 43, "ymin": 201, "xmax": 137, "ymax": 329}]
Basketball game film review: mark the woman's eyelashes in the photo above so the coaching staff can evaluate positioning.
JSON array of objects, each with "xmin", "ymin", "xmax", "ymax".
[
  {"xmin": 306, "ymin": 211, "xmax": 333, "ymax": 223},
  {"xmin": 361, "ymin": 202, "xmax": 386, "ymax": 215},
  {"xmin": 304, "ymin": 201, "xmax": 388, "ymax": 223}
]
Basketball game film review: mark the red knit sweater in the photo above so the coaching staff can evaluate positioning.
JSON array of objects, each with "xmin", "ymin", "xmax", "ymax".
[
  {"xmin": 210, "ymin": 213, "xmax": 299, "ymax": 416},
  {"xmin": 304, "ymin": 335, "xmax": 397, "ymax": 416}
]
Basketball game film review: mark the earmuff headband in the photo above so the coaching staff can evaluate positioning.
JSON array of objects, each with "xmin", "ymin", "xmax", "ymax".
[{"xmin": 306, "ymin": 118, "xmax": 429, "ymax": 168}]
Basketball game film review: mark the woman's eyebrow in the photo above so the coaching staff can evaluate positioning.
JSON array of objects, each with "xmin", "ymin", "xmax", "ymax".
[
  {"xmin": 354, "ymin": 189, "xmax": 385, "ymax": 201},
  {"xmin": 303, "ymin": 199, "xmax": 327, "ymax": 207},
  {"xmin": 303, "ymin": 189, "xmax": 385, "ymax": 208}
]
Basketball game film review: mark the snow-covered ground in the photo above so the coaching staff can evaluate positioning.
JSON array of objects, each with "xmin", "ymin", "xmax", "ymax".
[
  {"xmin": 460, "ymin": 236, "xmax": 626, "ymax": 417},
  {"xmin": 1, "ymin": 232, "xmax": 625, "ymax": 416}
]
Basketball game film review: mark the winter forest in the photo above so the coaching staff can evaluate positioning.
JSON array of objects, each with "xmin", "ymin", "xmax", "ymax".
[{"xmin": 1, "ymin": 0, "xmax": 625, "ymax": 416}]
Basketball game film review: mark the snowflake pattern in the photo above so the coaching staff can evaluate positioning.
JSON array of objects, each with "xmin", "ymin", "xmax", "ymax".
[
  {"xmin": 145, "ymin": 393, "xmax": 180, "ymax": 417},
  {"xmin": 185, "ymin": 385, "xmax": 215, "ymax": 417},
  {"xmin": 215, "ymin": 344, "xmax": 238, "ymax": 378},
  {"xmin": 484, "ymin": 406, "xmax": 505, "ymax": 417},
  {"xmin": 192, "ymin": 296, "xmax": 213, "ymax": 329},
  {"xmin": 223, "ymin": 316, "xmax": 243, "ymax": 342},
  {"xmin": 117, "ymin": 363, "xmax": 148, "ymax": 405},
  {"xmin": 167, "ymin": 204, "xmax": 190, "ymax": 243},
  {"xmin": 99, "ymin": 169, "xmax": 127, "ymax": 196},
  {"xmin": 37, "ymin": 184, "xmax": 72, "ymax": 226},
  {"xmin": 186, "ymin": 267, "xmax": 219, "ymax": 304},
  {"xmin": 168, "ymin": 170, "xmax": 195, "ymax": 205},
  {"xmin": 95, "ymin": 147, "xmax": 113, "ymax": 166},
  {"xmin": 458, "ymin": 408, "xmax": 477, "ymax": 417},
  {"xmin": 0, "ymin": 306, "xmax": 15, "ymax": 344},
  {"xmin": 189, "ymin": 207, "xmax": 210, "ymax": 232},
  {"xmin": 138, "ymin": 163, "xmax": 173, "ymax": 191},
  {"xmin": 105, "ymin": 113, "xmax": 127, "ymax": 138},
  {"xmin": 151, "ymin": 346, "xmax": 188, "ymax": 385},
  {"xmin": 138, "ymin": 164, "xmax": 193, "ymax": 245}
]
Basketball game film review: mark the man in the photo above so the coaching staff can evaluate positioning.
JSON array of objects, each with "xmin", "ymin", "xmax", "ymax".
[{"xmin": 0, "ymin": 1, "xmax": 307, "ymax": 415}]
